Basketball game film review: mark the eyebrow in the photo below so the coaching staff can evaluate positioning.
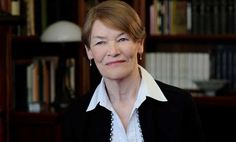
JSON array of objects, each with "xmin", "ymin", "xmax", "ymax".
[{"xmin": 91, "ymin": 32, "xmax": 126, "ymax": 40}]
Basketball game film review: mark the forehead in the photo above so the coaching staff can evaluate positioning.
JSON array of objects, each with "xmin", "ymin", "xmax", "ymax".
[{"xmin": 91, "ymin": 20, "xmax": 124, "ymax": 38}]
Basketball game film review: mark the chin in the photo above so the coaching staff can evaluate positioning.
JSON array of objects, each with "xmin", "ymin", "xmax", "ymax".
[{"xmin": 103, "ymin": 70, "xmax": 130, "ymax": 81}]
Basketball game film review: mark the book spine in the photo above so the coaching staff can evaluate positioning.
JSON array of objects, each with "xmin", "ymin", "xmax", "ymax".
[
  {"xmin": 11, "ymin": 0, "xmax": 20, "ymax": 16},
  {"xmin": 219, "ymin": 0, "xmax": 226, "ymax": 34},
  {"xmin": 234, "ymin": 0, "xmax": 236, "ymax": 33},
  {"xmin": 233, "ymin": 51, "xmax": 236, "ymax": 89},
  {"xmin": 25, "ymin": 0, "xmax": 35, "ymax": 36},
  {"xmin": 226, "ymin": 0, "xmax": 234, "ymax": 34},
  {"xmin": 170, "ymin": 0, "xmax": 188, "ymax": 35},
  {"xmin": 41, "ymin": 0, "xmax": 47, "ymax": 32},
  {"xmin": 0, "ymin": 0, "xmax": 10, "ymax": 12},
  {"xmin": 149, "ymin": 1, "xmax": 158, "ymax": 35},
  {"xmin": 213, "ymin": 0, "xmax": 220, "ymax": 34},
  {"xmin": 191, "ymin": 0, "xmax": 200, "ymax": 34},
  {"xmin": 198, "ymin": 0, "xmax": 205, "ymax": 34},
  {"xmin": 212, "ymin": 45, "xmax": 236, "ymax": 91},
  {"xmin": 204, "ymin": 0, "xmax": 213, "ymax": 35}
]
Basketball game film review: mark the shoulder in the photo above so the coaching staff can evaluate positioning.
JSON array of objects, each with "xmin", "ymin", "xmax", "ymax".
[
  {"xmin": 150, "ymin": 80, "xmax": 204, "ymax": 142},
  {"xmin": 155, "ymin": 80, "xmax": 194, "ymax": 107},
  {"xmin": 144, "ymin": 80, "xmax": 201, "ymax": 126},
  {"xmin": 156, "ymin": 80, "xmax": 192, "ymax": 98}
]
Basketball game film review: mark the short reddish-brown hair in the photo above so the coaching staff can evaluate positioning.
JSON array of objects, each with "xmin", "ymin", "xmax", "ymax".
[{"xmin": 82, "ymin": 0, "xmax": 146, "ymax": 48}]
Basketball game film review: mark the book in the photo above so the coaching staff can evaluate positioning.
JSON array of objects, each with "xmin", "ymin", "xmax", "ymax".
[
  {"xmin": 25, "ymin": 0, "xmax": 35, "ymax": 36},
  {"xmin": 212, "ymin": 45, "xmax": 236, "ymax": 91},
  {"xmin": 26, "ymin": 57, "xmax": 59, "ymax": 112},
  {"xmin": 145, "ymin": 52, "xmax": 210, "ymax": 90},
  {"xmin": 169, "ymin": 0, "xmax": 188, "ymax": 34},
  {"xmin": 149, "ymin": 0, "xmax": 162, "ymax": 35},
  {"xmin": 11, "ymin": 0, "xmax": 20, "ymax": 16},
  {"xmin": 0, "ymin": 0, "xmax": 10, "ymax": 13}
]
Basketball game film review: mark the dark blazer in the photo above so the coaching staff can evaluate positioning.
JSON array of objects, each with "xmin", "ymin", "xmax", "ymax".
[{"xmin": 63, "ymin": 80, "xmax": 204, "ymax": 142}]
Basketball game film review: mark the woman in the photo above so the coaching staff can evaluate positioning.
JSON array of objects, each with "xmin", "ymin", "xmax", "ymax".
[{"xmin": 63, "ymin": 1, "xmax": 204, "ymax": 142}]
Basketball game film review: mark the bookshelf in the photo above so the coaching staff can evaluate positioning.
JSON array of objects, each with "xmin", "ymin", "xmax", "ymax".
[
  {"xmin": 145, "ymin": 0, "xmax": 236, "ymax": 96},
  {"xmin": 12, "ymin": 37, "xmax": 85, "ymax": 111},
  {"xmin": 145, "ymin": 1, "xmax": 236, "ymax": 141},
  {"xmin": 9, "ymin": 0, "xmax": 92, "ymax": 112},
  {"xmin": 1, "ymin": 0, "xmax": 236, "ymax": 142},
  {"xmin": 1, "ymin": 0, "xmax": 87, "ymax": 142}
]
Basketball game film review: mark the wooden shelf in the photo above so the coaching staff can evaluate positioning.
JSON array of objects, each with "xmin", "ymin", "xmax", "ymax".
[
  {"xmin": 145, "ymin": 34, "xmax": 236, "ymax": 52},
  {"xmin": 10, "ymin": 111, "xmax": 63, "ymax": 142},
  {"xmin": 194, "ymin": 95, "xmax": 236, "ymax": 142},
  {"xmin": 10, "ymin": 111, "xmax": 63, "ymax": 125},
  {"xmin": 0, "ymin": 15, "xmax": 24, "ymax": 25},
  {"xmin": 12, "ymin": 36, "xmax": 84, "ymax": 59},
  {"xmin": 193, "ymin": 95, "xmax": 236, "ymax": 107},
  {"xmin": 147, "ymin": 34, "xmax": 236, "ymax": 44}
]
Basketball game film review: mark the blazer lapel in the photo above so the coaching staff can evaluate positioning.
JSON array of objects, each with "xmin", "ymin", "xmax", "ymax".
[{"xmin": 87, "ymin": 106, "xmax": 111, "ymax": 142}]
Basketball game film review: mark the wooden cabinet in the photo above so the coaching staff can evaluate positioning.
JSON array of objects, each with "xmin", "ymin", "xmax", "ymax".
[
  {"xmin": 194, "ymin": 96, "xmax": 236, "ymax": 142},
  {"xmin": 10, "ymin": 112, "xmax": 63, "ymax": 142}
]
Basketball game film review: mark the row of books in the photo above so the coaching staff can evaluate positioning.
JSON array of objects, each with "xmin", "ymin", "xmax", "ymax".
[
  {"xmin": 14, "ymin": 57, "xmax": 75, "ymax": 112},
  {"xmin": 11, "ymin": 0, "xmax": 75, "ymax": 36},
  {"xmin": 11, "ymin": 0, "xmax": 41, "ymax": 36},
  {"xmin": 150, "ymin": 0, "xmax": 188, "ymax": 35},
  {"xmin": 149, "ymin": 0, "xmax": 236, "ymax": 35},
  {"xmin": 211, "ymin": 44, "xmax": 236, "ymax": 90},
  {"xmin": 145, "ymin": 52, "xmax": 210, "ymax": 90}
]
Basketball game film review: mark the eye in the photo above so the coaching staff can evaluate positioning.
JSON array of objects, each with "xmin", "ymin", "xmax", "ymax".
[
  {"xmin": 118, "ymin": 37, "xmax": 129, "ymax": 42},
  {"xmin": 95, "ymin": 41, "xmax": 106, "ymax": 46}
]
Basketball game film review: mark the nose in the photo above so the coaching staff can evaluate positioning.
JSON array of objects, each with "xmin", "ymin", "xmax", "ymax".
[{"xmin": 108, "ymin": 41, "xmax": 120, "ymax": 57}]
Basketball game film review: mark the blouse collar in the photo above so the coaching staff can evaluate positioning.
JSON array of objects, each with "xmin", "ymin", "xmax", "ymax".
[{"xmin": 86, "ymin": 66, "xmax": 167, "ymax": 112}]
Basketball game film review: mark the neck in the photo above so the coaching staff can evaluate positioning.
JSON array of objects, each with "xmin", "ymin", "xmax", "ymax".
[{"xmin": 105, "ymin": 67, "xmax": 141, "ymax": 104}]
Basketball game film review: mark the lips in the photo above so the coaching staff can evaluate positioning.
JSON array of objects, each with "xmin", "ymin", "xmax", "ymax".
[{"xmin": 106, "ymin": 60, "xmax": 126, "ymax": 66}]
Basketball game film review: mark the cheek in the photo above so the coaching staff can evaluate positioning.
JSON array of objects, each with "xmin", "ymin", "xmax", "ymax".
[
  {"xmin": 124, "ymin": 50, "xmax": 135, "ymax": 59},
  {"xmin": 124, "ymin": 45, "xmax": 138, "ymax": 59},
  {"xmin": 91, "ymin": 48, "xmax": 106, "ymax": 63}
]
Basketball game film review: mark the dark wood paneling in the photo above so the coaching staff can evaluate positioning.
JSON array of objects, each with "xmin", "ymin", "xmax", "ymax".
[{"xmin": 10, "ymin": 112, "xmax": 63, "ymax": 142}]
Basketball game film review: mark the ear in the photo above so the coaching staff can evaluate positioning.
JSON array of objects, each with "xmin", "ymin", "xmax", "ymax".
[
  {"xmin": 137, "ymin": 39, "xmax": 144, "ymax": 54},
  {"xmin": 85, "ymin": 45, "xmax": 93, "ymax": 60}
]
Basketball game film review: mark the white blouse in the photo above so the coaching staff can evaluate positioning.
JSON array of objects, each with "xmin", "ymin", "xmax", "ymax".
[{"xmin": 86, "ymin": 66, "xmax": 167, "ymax": 142}]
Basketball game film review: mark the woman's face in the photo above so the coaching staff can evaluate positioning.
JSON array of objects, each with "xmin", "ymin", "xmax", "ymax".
[{"xmin": 85, "ymin": 20, "xmax": 144, "ymax": 80}]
